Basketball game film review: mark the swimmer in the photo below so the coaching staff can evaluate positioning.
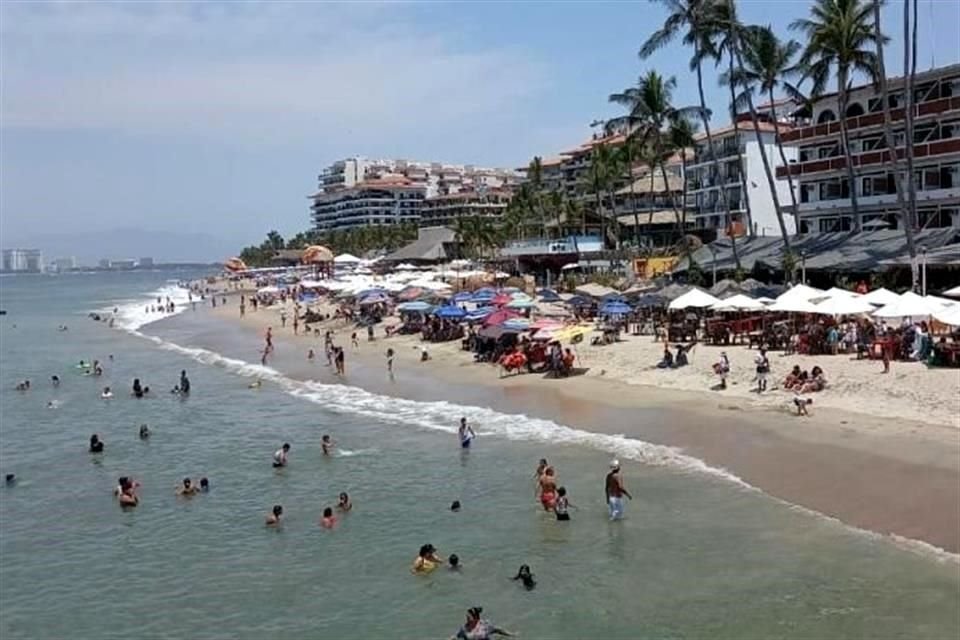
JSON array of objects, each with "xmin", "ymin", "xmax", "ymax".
[
  {"xmin": 533, "ymin": 458, "xmax": 548, "ymax": 484},
  {"xmin": 89, "ymin": 434, "xmax": 104, "ymax": 453},
  {"xmin": 47, "ymin": 400, "xmax": 60, "ymax": 409},
  {"xmin": 512, "ymin": 564, "xmax": 536, "ymax": 591},
  {"xmin": 119, "ymin": 484, "xmax": 139, "ymax": 508},
  {"xmin": 176, "ymin": 477, "xmax": 199, "ymax": 496},
  {"xmin": 554, "ymin": 486, "xmax": 574, "ymax": 521},
  {"xmin": 537, "ymin": 466, "xmax": 557, "ymax": 511},
  {"xmin": 273, "ymin": 443, "xmax": 291, "ymax": 468},
  {"xmin": 15, "ymin": 380, "xmax": 30, "ymax": 391},
  {"xmin": 450, "ymin": 500, "xmax": 462, "ymax": 512},
  {"xmin": 448, "ymin": 554, "xmax": 461, "ymax": 571},
  {"xmin": 248, "ymin": 379, "xmax": 262, "ymax": 389},
  {"xmin": 458, "ymin": 417, "xmax": 476, "ymax": 449},
  {"xmin": 101, "ymin": 386, "xmax": 113, "ymax": 399},
  {"xmin": 321, "ymin": 434, "xmax": 335, "ymax": 456},
  {"xmin": 199, "ymin": 477, "xmax": 209, "ymax": 492},
  {"xmin": 132, "ymin": 378, "xmax": 143, "ymax": 398},
  {"xmin": 337, "ymin": 492, "xmax": 352, "ymax": 512},
  {"xmin": 320, "ymin": 506, "xmax": 337, "ymax": 529},
  {"xmin": 51, "ymin": 375, "xmax": 60, "ymax": 387},
  {"xmin": 94, "ymin": 366, "xmax": 103, "ymax": 377},
  {"xmin": 179, "ymin": 370, "xmax": 191, "ymax": 395},
  {"xmin": 5, "ymin": 473, "xmax": 16, "ymax": 486},
  {"xmin": 170, "ymin": 386, "xmax": 181, "ymax": 395},
  {"xmin": 265, "ymin": 504, "xmax": 283, "ymax": 526},
  {"xmin": 139, "ymin": 424, "xmax": 151, "ymax": 439},
  {"xmin": 412, "ymin": 544, "xmax": 444, "ymax": 574},
  {"xmin": 450, "ymin": 607, "xmax": 514, "ymax": 640}
]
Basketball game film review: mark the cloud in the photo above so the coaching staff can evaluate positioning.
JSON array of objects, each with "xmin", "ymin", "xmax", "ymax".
[{"xmin": 0, "ymin": 2, "xmax": 549, "ymax": 145}]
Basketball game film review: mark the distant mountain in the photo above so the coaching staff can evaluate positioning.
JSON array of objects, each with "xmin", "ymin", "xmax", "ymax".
[{"xmin": 7, "ymin": 228, "xmax": 241, "ymax": 265}]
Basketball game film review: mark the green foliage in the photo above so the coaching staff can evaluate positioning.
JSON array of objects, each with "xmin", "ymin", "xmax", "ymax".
[{"xmin": 686, "ymin": 256, "xmax": 705, "ymax": 287}]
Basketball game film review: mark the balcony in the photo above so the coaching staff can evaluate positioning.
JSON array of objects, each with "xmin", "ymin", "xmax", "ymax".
[
  {"xmin": 779, "ymin": 96, "xmax": 960, "ymax": 143},
  {"xmin": 776, "ymin": 138, "xmax": 960, "ymax": 178}
]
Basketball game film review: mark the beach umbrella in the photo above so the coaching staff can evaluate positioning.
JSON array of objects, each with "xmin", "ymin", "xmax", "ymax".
[
  {"xmin": 502, "ymin": 318, "xmax": 531, "ymax": 331},
  {"xmin": 537, "ymin": 288, "xmax": 562, "ymax": 302},
  {"xmin": 565, "ymin": 295, "xmax": 593, "ymax": 308},
  {"xmin": 668, "ymin": 288, "xmax": 721, "ymax": 310},
  {"xmin": 529, "ymin": 318, "xmax": 563, "ymax": 330},
  {"xmin": 492, "ymin": 293, "xmax": 512, "ymax": 306},
  {"xmin": 398, "ymin": 287, "xmax": 425, "ymax": 301},
  {"xmin": 451, "ymin": 291, "xmax": 474, "ymax": 304},
  {"xmin": 505, "ymin": 299, "xmax": 536, "ymax": 310},
  {"xmin": 933, "ymin": 304, "xmax": 960, "ymax": 327},
  {"xmin": 435, "ymin": 305, "xmax": 467, "ymax": 319},
  {"xmin": 359, "ymin": 293, "xmax": 389, "ymax": 306},
  {"xmin": 449, "ymin": 259, "xmax": 472, "ymax": 268},
  {"xmin": 465, "ymin": 307, "xmax": 494, "ymax": 322},
  {"xmin": 818, "ymin": 286, "xmax": 861, "ymax": 300},
  {"xmin": 756, "ymin": 296, "xmax": 776, "ymax": 305},
  {"xmin": 482, "ymin": 309, "xmax": 520, "ymax": 327},
  {"xmin": 257, "ymin": 285, "xmax": 281, "ymax": 295},
  {"xmin": 298, "ymin": 279, "xmax": 324, "ymax": 289},
  {"xmin": 599, "ymin": 301, "xmax": 633, "ymax": 315},
  {"xmin": 766, "ymin": 296, "xmax": 821, "ymax": 313},
  {"xmin": 710, "ymin": 294, "xmax": 765, "ymax": 311},
  {"xmin": 814, "ymin": 295, "xmax": 876, "ymax": 316},
  {"xmin": 861, "ymin": 287, "xmax": 900, "ymax": 306},
  {"xmin": 224, "ymin": 257, "xmax": 248, "ymax": 272},
  {"xmin": 601, "ymin": 293, "xmax": 628, "ymax": 304},
  {"xmin": 774, "ymin": 283, "xmax": 826, "ymax": 304},
  {"xmin": 943, "ymin": 284, "xmax": 960, "ymax": 298},
  {"xmin": 872, "ymin": 291, "xmax": 940, "ymax": 318},
  {"xmin": 333, "ymin": 253, "xmax": 361, "ymax": 264},
  {"xmin": 301, "ymin": 245, "xmax": 334, "ymax": 264},
  {"xmin": 397, "ymin": 301, "xmax": 433, "ymax": 312}
]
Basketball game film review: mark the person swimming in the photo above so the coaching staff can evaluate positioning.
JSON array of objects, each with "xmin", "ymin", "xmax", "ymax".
[
  {"xmin": 337, "ymin": 492, "xmax": 352, "ymax": 512},
  {"xmin": 132, "ymin": 378, "xmax": 143, "ymax": 398},
  {"xmin": 15, "ymin": 380, "xmax": 30, "ymax": 391},
  {"xmin": 451, "ymin": 607, "xmax": 514, "ymax": 640},
  {"xmin": 89, "ymin": 434, "xmax": 104, "ymax": 453},
  {"xmin": 265, "ymin": 504, "xmax": 283, "ymax": 526},
  {"xmin": 5, "ymin": 473, "xmax": 16, "ymax": 486},
  {"xmin": 101, "ymin": 386, "xmax": 113, "ymax": 399},
  {"xmin": 273, "ymin": 443, "xmax": 291, "ymax": 468},
  {"xmin": 138, "ymin": 424, "xmax": 150, "ymax": 439},
  {"xmin": 512, "ymin": 565, "xmax": 536, "ymax": 591},
  {"xmin": 199, "ymin": 477, "xmax": 209, "ymax": 492},
  {"xmin": 321, "ymin": 435, "xmax": 335, "ymax": 456},
  {"xmin": 448, "ymin": 554, "xmax": 461, "ymax": 571},
  {"xmin": 412, "ymin": 544, "xmax": 443, "ymax": 574},
  {"xmin": 458, "ymin": 417, "xmax": 476, "ymax": 449},
  {"xmin": 320, "ymin": 507, "xmax": 337, "ymax": 529},
  {"xmin": 118, "ymin": 478, "xmax": 139, "ymax": 507},
  {"xmin": 176, "ymin": 478, "xmax": 199, "ymax": 496},
  {"xmin": 51, "ymin": 375, "xmax": 60, "ymax": 387},
  {"xmin": 450, "ymin": 500, "xmax": 462, "ymax": 512},
  {"xmin": 179, "ymin": 370, "xmax": 190, "ymax": 395}
]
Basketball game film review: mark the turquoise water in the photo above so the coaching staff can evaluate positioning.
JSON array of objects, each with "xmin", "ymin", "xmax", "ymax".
[{"xmin": 1, "ymin": 271, "xmax": 958, "ymax": 639}]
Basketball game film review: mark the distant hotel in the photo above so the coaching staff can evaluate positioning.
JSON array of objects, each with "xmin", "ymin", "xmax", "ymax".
[
  {"xmin": 1, "ymin": 249, "xmax": 43, "ymax": 273},
  {"xmin": 777, "ymin": 63, "xmax": 959, "ymax": 232},
  {"xmin": 309, "ymin": 157, "xmax": 521, "ymax": 232}
]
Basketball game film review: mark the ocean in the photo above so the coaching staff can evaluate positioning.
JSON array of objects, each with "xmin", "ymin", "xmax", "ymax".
[{"xmin": 1, "ymin": 270, "xmax": 958, "ymax": 639}]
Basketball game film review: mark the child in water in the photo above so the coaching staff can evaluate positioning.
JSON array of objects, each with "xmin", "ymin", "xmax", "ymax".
[
  {"xmin": 512, "ymin": 565, "xmax": 536, "ymax": 590},
  {"xmin": 321, "ymin": 435, "xmax": 335, "ymax": 456},
  {"xmin": 320, "ymin": 507, "xmax": 337, "ymax": 529},
  {"xmin": 554, "ymin": 486, "xmax": 574, "ymax": 521}
]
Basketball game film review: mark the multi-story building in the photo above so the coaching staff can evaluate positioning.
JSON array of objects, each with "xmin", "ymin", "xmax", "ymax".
[
  {"xmin": 1, "ymin": 249, "xmax": 43, "ymax": 272},
  {"xmin": 686, "ymin": 113, "xmax": 798, "ymax": 237},
  {"xmin": 777, "ymin": 63, "xmax": 960, "ymax": 232},
  {"xmin": 310, "ymin": 157, "xmax": 520, "ymax": 231},
  {"xmin": 138, "ymin": 257, "xmax": 155, "ymax": 268},
  {"xmin": 418, "ymin": 189, "xmax": 513, "ymax": 227},
  {"xmin": 50, "ymin": 257, "xmax": 78, "ymax": 272}
]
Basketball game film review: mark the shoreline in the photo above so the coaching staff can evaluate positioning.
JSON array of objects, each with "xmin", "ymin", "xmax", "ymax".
[{"xmin": 176, "ymin": 296, "xmax": 960, "ymax": 554}]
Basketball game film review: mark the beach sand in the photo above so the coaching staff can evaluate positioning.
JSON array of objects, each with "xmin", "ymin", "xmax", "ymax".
[{"xmin": 207, "ymin": 295, "xmax": 960, "ymax": 554}]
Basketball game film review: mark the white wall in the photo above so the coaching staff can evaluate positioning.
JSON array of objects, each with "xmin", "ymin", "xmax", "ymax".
[{"xmin": 743, "ymin": 131, "xmax": 797, "ymax": 236}]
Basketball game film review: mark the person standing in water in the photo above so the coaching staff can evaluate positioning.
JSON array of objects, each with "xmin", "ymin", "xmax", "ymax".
[
  {"xmin": 386, "ymin": 348, "xmax": 395, "ymax": 375},
  {"xmin": 321, "ymin": 435, "xmax": 335, "ymax": 456},
  {"xmin": 554, "ymin": 486, "xmax": 574, "ymax": 521},
  {"xmin": 605, "ymin": 460, "xmax": 632, "ymax": 521},
  {"xmin": 265, "ymin": 505, "xmax": 283, "ymax": 526},
  {"xmin": 458, "ymin": 417, "xmax": 476, "ymax": 449},
  {"xmin": 273, "ymin": 443, "xmax": 291, "ymax": 468},
  {"xmin": 179, "ymin": 370, "xmax": 190, "ymax": 395},
  {"xmin": 536, "ymin": 466, "xmax": 557, "ymax": 512}
]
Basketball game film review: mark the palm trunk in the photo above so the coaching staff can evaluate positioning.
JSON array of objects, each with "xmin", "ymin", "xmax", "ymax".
[
  {"xmin": 727, "ymin": 50, "xmax": 754, "ymax": 236},
  {"xmin": 680, "ymin": 149, "xmax": 689, "ymax": 228},
  {"xmin": 904, "ymin": 0, "xmax": 919, "ymax": 242},
  {"xmin": 768, "ymin": 88, "xmax": 800, "ymax": 235},
  {"xmin": 873, "ymin": 0, "xmax": 915, "ymax": 271},
  {"xmin": 837, "ymin": 67, "xmax": 862, "ymax": 232},
  {"xmin": 595, "ymin": 191, "xmax": 606, "ymax": 250},
  {"xmin": 695, "ymin": 51, "xmax": 741, "ymax": 272},
  {"xmin": 627, "ymin": 143, "xmax": 642, "ymax": 250},
  {"xmin": 660, "ymin": 163, "xmax": 683, "ymax": 237},
  {"xmin": 734, "ymin": 41, "xmax": 792, "ymax": 253}
]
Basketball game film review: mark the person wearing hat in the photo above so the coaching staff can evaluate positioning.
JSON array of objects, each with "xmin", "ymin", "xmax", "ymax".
[
  {"xmin": 450, "ymin": 606, "xmax": 514, "ymax": 640},
  {"xmin": 604, "ymin": 460, "xmax": 632, "ymax": 521}
]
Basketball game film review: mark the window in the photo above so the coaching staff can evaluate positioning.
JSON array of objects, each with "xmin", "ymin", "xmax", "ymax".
[
  {"xmin": 861, "ymin": 175, "xmax": 894, "ymax": 197},
  {"xmin": 817, "ymin": 109, "xmax": 837, "ymax": 123},
  {"xmin": 818, "ymin": 144, "xmax": 840, "ymax": 159},
  {"xmin": 916, "ymin": 166, "xmax": 941, "ymax": 190},
  {"xmin": 845, "ymin": 103, "xmax": 865, "ymax": 118},
  {"xmin": 818, "ymin": 217, "xmax": 840, "ymax": 232},
  {"xmin": 941, "ymin": 163, "xmax": 959, "ymax": 189},
  {"xmin": 819, "ymin": 179, "xmax": 849, "ymax": 200},
  {"xmin": 801, "ymin": 184, "xmax": 812, "ymax": 204}
]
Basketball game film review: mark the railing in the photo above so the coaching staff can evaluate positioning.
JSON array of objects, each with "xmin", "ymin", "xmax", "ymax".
[
  {"xmin": 776, "ymin": 138, "xmax": 960, "ymax": 178},
  {"xmin": 778, "ymin": 96, "xmax": 960, "ymax": 143}
]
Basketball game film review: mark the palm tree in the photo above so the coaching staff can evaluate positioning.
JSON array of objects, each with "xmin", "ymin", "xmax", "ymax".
[
  {"xmin": 730, "ymin": 23, "xmax": 803, "ymax": 241},
  {"xmin": 586, "ymin": 144, "xmax": 615, "ymax": 249},
  {"xmin": 669, "ymin": 115, "xmax": 698, "ymax": 228},
  {"xmin": 870, "ymin": 0, "xmax": 915, "ymax": 272},
  {"xmin": 642, "ymin": 0, "xmax": 743, "ymax": 271},
  {"xmin": 527, "ymin": 156, "xmax": 548, "ymax": 238},
  {"xmin": 791, "ymin": 0, "xmax": 881, "ymax": 232},
  {"xmin": 548, "ymin": 189, "xmax": 565, "ymax": 237}
]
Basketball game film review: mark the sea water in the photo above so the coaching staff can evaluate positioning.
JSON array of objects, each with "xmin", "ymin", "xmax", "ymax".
[{"xmin": 1, "ymin": 271, "xmax": 958, "ymax": 639}]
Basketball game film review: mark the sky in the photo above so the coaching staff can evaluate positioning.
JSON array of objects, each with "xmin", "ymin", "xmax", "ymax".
[{"xmin": 2, "ymin": 0, "xmax": 958, "ymax": 262}]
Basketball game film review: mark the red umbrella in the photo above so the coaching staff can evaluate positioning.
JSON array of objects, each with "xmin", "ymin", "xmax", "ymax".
[
  {"xmin": 482, "ymin": 309, "xmax": 519, "ymax": 327},
  {"xmin": 398, "ymin": 287, "xmax": 424, "ymax": 301},
  {"xmin": 492, "ymin": 293, "xmax": 512, "ymax": 306}
]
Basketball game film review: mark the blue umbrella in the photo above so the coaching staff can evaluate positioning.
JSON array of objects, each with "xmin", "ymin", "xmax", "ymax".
[
  {"xmin": 600, "ymin": 302, "xmax": 633, "ymax": 315},
  {"xmin": 602, "ymin": 294, "xmax": 628, "ymax": 304},
  {"xmin": 398, "ymin": 301, "xmax": 433, "ymax": 312},
  {"xmin": 465, "ymin": 307, "xmax": 494, "ymax": 322},
  {"xmin": 451, "ymin": 291, "xmax": 473, "ymax": 303},
  {"xmin": 566, "ymin": 295, "xmax": 592, "ymax": 307},
  {"xmin": 356, "ymin": 288, "xmax": 387, "ymax": 298},
  {"xmin": 435, "ymin": 305, "xmax": 466, "ymax": 319},
  {"xmin": 471, "ymin": 290, "xmax": 496, "ymax": 302},
  {"xmin": 537, "ymin": 288, "xmax": 562, "ymax": 302}
]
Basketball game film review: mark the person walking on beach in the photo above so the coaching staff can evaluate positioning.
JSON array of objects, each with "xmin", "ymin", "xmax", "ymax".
[
  {"xmin": 240, "ymin": 296, "xmax": 246, "ymax": 318},
  {"xmin": 351, "ymin": 332, "xmax": 359, "ymax": 349},
  {"xmin": 292, "ymin": 313, "xmax": 299, "ymax": 335},
  {"xmin": 280, "ymin": 309, "xmax": 287, "ymax": 328},
  {"xmin": 386, "ymin": 348, "xmax": 395, "ymax": 375},
  {"xmin": 605, "ymin": 460, "xmax": 632, "ymax": 521},
  {"xmin": 458, "ymin": 417, "xmax": 476, "ymax": 449},
  {"xmin": 334, "ymin": 346, "xmax": 345, "ymax": 375},
  {"xmin": 307, "ymin": 348, "xmax": 315, "ymax": 362},
  {"xmin": 754, "ymin": 348, "xmax": 769, "ymax": 393}
]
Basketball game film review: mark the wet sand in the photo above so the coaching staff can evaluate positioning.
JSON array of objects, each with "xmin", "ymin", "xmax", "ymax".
[{"xmin": 200, "ymin": 300, "xmax": 960, "ymax": 555}]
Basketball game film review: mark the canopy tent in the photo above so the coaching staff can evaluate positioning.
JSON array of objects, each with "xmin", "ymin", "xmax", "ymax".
[
  {"xmin": 668, "ymin": 288, "xmax": 721, "ymax": 310},
  {"xmin": 333, "ymin": 253, "xmax": 362, "ymax": 264},
  {"xmin": 814, "ymin": 295, "xmax": 876, "ymax": 316},
  {"xmin": 871, "ymin": 292, "xmax": 941, "ymax": 318},
  {"xmin": 943, "ymin": 284, "xmax": 960, "ymax": 298},
  {"xmin": 766, "ymin": 296, "xmax": 821, "ymax": 313},
  {"xmin": 434, "ymin": 305, "xmax": 466, "ymax": 319},
  {"xmin": 710, "ymin": 294, "xmax": 765, "ymax": 311},
  {"xmin": 933, "ymin": 304, "xmax": 960, "ymax": 327},
  {"xmin": 860, "ymin": 287, "xmax": 900, "ymax": 306}
]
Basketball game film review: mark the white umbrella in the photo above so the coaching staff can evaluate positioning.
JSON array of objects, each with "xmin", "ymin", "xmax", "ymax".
[
  {"xmin": 668, "ymin": 288, "xmax": 721, "ymax": 310},
  {"xmin": 775, "ymin": 284, "xmax": 826, "ymax": 304},
  {"xmin": 943, "ymin": 284, "xmax": 960, "ymax": 298},
  {"xmin": 861, "ymin": 287, "xmax": 900, "ymax": 306},
  {"xmin": 814, "ymin": 295, "xmax": 876, "ymax": 316},
  {"xmin": 767, "ymin": 296, "xmax": 821, "ymax": 313},
  {"xmin": 872, "ymin": 291, "xmax": 940, "ymax": 318},
  {"xmin": 933, "ymin": 304, "xmax": 960, "ymax": 327},
  {"xmin": 333, "ymin": 253, "xmax": 361, "ymax": 264},
  {"xmin": 710, "ymin": 293, "xmax": 765, "ymax": 311},
  {"xmin": 756, "ymin": 296, "xmax": 776, "ymax": 305},
  {"xmin": 818, "ymin": 286, "xmax": 861, "ymax": 300},
  {"xmin": 299, "ymin": 279, "xmax": 324, "ymax": 288}
]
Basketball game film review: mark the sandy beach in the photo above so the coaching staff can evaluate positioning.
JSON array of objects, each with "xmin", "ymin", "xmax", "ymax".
[{"xmin": 205, "ymin": 292, "xmax": 960, "ymax": 554}]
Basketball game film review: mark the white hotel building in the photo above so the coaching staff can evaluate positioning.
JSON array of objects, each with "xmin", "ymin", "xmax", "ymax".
[{"xmin": 310, "ymin": 157, "xmax": 520, "ymax": 232}]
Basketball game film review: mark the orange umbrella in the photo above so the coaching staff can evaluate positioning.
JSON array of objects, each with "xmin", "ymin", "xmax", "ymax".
[
  {"xmin": 301, "ymin": 245, "xmax": 334, "ymax": 264},
  {"xmin": 224, "ymin": 257, "xmax": 247, "ymax": 272}
]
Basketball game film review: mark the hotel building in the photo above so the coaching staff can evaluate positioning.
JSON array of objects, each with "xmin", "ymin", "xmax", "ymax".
[{"xmin": 776, "ymin": 63, "xmax": 960, "ymax": 232}]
